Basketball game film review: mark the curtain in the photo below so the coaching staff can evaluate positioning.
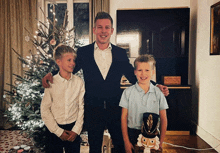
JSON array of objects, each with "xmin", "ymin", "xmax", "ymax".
[
  {"xmin": 89, "ymin": 0, "xmax": 110, "ymax": 42},
  {"xmin": 0, "ymin": 0, "xmax": 37, "ymax": 113}
]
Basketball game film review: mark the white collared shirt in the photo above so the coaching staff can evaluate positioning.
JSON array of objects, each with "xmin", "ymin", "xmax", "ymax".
[
  {"xmin": 41, "ymin": 73, "xmax": 85, "ymax": 137},
  {"xmin": 94, "ymin": 42, "xmax": 112, "ymax": 80}
]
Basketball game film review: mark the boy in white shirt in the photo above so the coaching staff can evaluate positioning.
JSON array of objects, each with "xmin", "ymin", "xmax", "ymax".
[{"xmin": 41, "ymin": 45, "xmax": 85, "ymax": 153}]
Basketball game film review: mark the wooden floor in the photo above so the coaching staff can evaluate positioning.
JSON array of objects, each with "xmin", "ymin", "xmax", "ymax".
[
  {"xmin": 157, "ymin": 135, "xmax": 217, "ymax": 153},
  {"xmin": 0, "ymin": 129, "xmax": 218, "ymax": 153},
  {"xmin": 111, "ymin": 134, "xmax": 218, "ymax": 153}
]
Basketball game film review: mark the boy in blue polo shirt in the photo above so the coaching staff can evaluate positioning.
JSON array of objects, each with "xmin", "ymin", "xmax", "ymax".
[{"xmin": 120, "ymin": 54, "xmax": 168, "ymax": 153}]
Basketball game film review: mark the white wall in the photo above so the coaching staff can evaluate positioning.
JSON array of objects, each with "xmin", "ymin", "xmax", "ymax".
[
  {"xmin": 194, "ymin": 0, "xmax": 220, "ymax": 152},
  {"xmin": 109, "ymin": 0, "xmax": 220, "ymax": 152}
]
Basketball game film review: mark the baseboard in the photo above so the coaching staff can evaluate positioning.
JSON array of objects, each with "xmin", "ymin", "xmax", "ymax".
[{"xmin": 193, "ymin": 122, "xmax": 220, "ymax": 152}]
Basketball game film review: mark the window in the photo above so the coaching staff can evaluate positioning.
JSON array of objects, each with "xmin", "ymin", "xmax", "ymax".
[
  {"xmin": 73, "ymin": 3, "xmax": 89, "ymax": 45},
  {"xmin": 38, "ymin": 0, "xmax": 90, "ymax": 46}
]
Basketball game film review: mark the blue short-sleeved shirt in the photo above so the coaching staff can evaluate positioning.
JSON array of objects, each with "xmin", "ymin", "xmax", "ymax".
[{"xmin": 119, "ymin": 82, "xmax": 169, "ymax": 130}]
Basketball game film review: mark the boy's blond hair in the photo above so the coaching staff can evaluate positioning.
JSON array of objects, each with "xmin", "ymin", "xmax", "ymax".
[
  {"xmin": 134, "ymin": 54, "xmax": 156, "ymax": 70},
  {"xmin": 54, "ymin": 44, "xmax": 76, "ymax": 60}
]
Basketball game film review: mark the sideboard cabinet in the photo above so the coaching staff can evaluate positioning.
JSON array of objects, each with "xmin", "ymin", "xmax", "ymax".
[{"xmin": 166, "ymin": 86, "xmax": 192, "ymax": 133}]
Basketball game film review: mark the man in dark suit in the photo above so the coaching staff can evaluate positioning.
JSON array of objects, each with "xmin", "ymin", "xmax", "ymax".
[{"xmin": 42, "ymin": 12, "xmax": 169, "ymax": 153}]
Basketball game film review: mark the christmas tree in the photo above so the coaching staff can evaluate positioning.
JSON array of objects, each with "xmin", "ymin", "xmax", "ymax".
[{"xmin": 3, "ymin": 3, "xmax": 83, "ymax": 151}]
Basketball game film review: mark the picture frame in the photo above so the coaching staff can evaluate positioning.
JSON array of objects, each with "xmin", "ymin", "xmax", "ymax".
[{"xmin": 210, "ymin": 1, "xmax": 220, "ymax": 55}]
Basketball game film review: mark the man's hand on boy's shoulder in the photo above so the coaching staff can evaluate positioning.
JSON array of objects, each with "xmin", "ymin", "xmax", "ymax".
[
  {"xmin": 42, "ymin": 73, "xmax": 53, "ymax": 88},
  {"xmin": 156, "ymin": 84, "xmax": 169, "ymax": 97},
  {"xmin": 66, "ymin": 130, "xmax": 78, "ymax": 142},
  {"xmin": 59, "ymin": 130, "xmax": 70, "ymax": 141}
]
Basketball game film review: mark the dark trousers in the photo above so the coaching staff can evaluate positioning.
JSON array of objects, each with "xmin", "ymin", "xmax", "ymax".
[
  {"xmin": 45, "ymin": 122, "xmax": 81, "ymax": 153},
  {"xmin": 85, "ymin": 105, "xmax": 125, "ymax": 153},
  {"xmin": 128, "ymin": 128, "xmax": 141, "ymax": 153},
  {"xmin": 128, "ymin": 128, "xmax": 141, "ymax": 146}
]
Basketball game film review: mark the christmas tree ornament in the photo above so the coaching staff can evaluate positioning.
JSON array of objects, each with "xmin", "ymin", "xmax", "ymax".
[
  {"xmin": 25, "ymin": 36, "xmax": 30, "ymax": 42},
  {"xmin": 47, "ymin": 0, "xmax": 57, "ymax": 7},
  {"xmin": 50, "ymin": 38, "xmax": 56, "ymax": 45}
]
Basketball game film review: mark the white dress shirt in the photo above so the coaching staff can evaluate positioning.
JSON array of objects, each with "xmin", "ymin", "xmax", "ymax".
[
  {"xmin": 41, "ymin": 73, "xmax": 85, "ymax": 137},
  {"xmin": 94, "ymin": 42, "xmax": 112, "ymax": 80}
]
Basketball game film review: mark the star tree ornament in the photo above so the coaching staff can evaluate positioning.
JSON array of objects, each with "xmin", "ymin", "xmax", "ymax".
[{"xmin": 47, "ymin": 0, "xmax": 57, "ymax": 7}]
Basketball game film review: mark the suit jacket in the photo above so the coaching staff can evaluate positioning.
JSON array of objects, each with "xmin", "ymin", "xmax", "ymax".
[{"xmin": 73, "ymin": 42, "xmax": 137, "ymax": 107}]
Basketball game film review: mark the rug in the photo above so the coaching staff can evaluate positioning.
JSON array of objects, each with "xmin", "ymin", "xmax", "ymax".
[
  {"xmin": 0, "ymin": 130, "xmax": 33, "ymax": 153},
  {"xmin": 0, "ymin": 130, "xmax": 89, "ymax": 153},
  {"xmin": 0, "ymin": 130, "xmax": 112, "ymax": 153}
]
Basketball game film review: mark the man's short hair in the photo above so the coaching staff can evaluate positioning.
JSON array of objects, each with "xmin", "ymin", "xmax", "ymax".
[
  {"xmin": 94, "ymin": 12, "xmax": 113, "ymax": 26},
  {"xmin": 134, "ymin": 54, "xmax": 156, "ymax": 70},
  {"xmin": 54, "ymin": 45, "xmax": 76, "ymax": 60}
]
